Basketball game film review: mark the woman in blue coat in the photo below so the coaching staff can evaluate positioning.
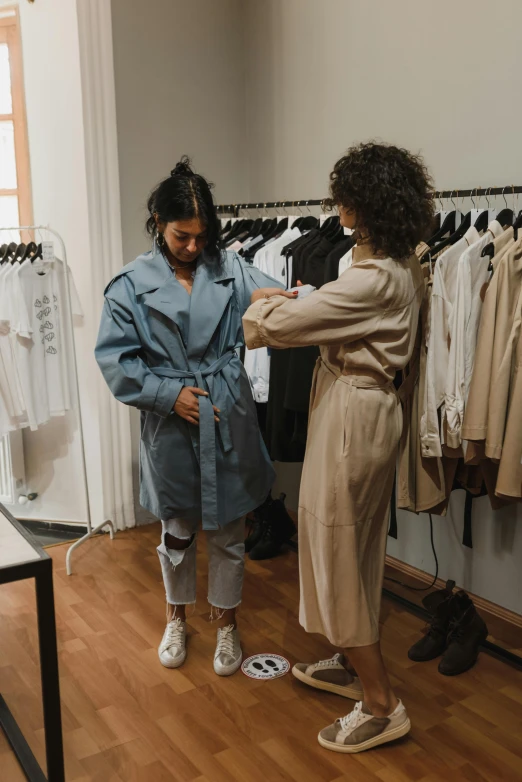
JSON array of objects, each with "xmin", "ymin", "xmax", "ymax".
[{"xmin": 95, "ymin": 158, "xmax": 289, "ymax": 676}]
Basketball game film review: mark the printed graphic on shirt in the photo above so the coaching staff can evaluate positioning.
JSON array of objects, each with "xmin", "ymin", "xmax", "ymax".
[{"xmin": 35, "ymin": 297, "xmax": 57, "ymax": 350}]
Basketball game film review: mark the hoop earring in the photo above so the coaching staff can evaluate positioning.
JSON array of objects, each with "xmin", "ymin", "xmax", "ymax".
[{"xmin": 156, "ymin": 232, "xmax": 165, "ymax": 249}]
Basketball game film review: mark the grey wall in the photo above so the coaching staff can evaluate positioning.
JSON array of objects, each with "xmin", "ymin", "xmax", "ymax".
[
  {"xmin": 111, "ymin": 0, "xmax": 249, "ymax": 263},
  {"xmin": 244, "ymin": 0, "xmax": 522, "ymax": 202}
]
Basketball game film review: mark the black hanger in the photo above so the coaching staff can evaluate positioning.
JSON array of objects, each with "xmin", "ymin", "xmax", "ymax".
[
  {"xmin": 21, "ymin": 241, "xmax": 37, "ymax": 261},
  {"xmin": 496, "ymin": 208, "xmax": 513, "ymax": 228},
  {"xmin": 14, "ymin": 243, "xmax": 26, "ymax": 262},
  {"xmin": 292, "ymin": 215, "xmax": 319, "ymax": 231},
  {"xmin": 32, "ymin": 243, "xmax": 43, "ymax": 262},
  {"xmin": 5, "ymin": 242, "xmax": 17, "ymax": 263},
  {"xmin": 250, "ymin": 217, "xmax": 263, "ymax": 237},
  {"xmin": 220, "ymin": 219, "xmax": 232, "ymax": 235},
  {"xmin": 428, "ymin": 211, "xmax": 458, "ymax": 246},
  {"xmin": 0, "ymin": 243, "xmax": 7, "ymax": 258},
  {"xmin": 320, "ymin": 215, "xmax": 338, "ymax": 237},
  {"xmin": 474, "ymin": 209, "xmax": 490, "ymax": 234},
  {"xmin": 428, "ymin": 212, "xmax": 471, "ymax": 259}
]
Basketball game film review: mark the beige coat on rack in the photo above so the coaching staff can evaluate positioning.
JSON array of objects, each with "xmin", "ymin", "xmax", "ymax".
[{"xmin": 243, "ymin": 254, "xmax": 424, "ymax": 648}]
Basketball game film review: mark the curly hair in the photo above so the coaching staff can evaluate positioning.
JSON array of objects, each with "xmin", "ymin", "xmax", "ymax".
[{"xmin": 324, "ymin": 142, "xmax": 435, "ymax": 261}]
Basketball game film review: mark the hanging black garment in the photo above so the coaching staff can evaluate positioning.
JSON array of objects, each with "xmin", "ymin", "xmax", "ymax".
[
  {"xmin": 266, "ymin": 232, "xmax": 340, "ymax": 462},
  {"xmin": 323, "ymin": 236, "xmax": 355, "ymax": 284}
]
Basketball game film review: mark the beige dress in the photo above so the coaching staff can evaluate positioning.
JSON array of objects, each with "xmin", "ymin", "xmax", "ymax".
[{"xmin": 243, "ymin": 254, "xmax": 424, "ymax": 648}]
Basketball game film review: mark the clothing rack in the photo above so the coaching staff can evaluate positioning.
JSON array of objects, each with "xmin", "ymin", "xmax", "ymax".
[
  {"xmin": 0, "ymin": 225, "xmax": 114, "ymax": 576},
  {"xmin": 217, "ymin": 186, "xmax": 522, "ymax": 216}
]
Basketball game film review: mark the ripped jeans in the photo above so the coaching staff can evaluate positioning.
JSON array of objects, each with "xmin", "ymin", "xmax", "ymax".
[{"xmin": 157, "ymin": 516, "xmax": 245, "ymax": 609}]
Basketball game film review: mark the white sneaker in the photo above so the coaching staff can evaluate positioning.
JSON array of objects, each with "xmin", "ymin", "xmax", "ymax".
[
  {"xmin": 318, "ymin": 700, "xmax": 411, "ymax": 753},
  {"xmin": 214, "ymin": 624, "xmax": 242, "ymax": 676},
  {"xmin": 158, "ymin": 618, "xmax": 187, "ymax": 668}
]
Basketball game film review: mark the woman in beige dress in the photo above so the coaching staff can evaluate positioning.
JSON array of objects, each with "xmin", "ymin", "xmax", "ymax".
[{"xmin": 243, "ymin": 142, "xmax": 434, "ymax": 753}]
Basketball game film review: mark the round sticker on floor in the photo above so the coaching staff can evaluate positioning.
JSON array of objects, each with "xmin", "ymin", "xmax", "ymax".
[{"xmin": 242, "ymin": 654, "xmax": 290, "ymax": 680}]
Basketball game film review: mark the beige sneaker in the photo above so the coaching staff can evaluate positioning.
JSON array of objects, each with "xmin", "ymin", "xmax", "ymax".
[
  {"xmin": 318, "ymin": 700, "xmax": 411, "ymax": 753},
  {"xmin": 214, "ymin": 625, "xmax": 242, "ymax": 677},
  {"xmin": 292, "ymin": 653, "xmax": 364, "ymax": 700},
  {"xmin": 158, "ymin": 618, "xmax": 187, "ymax": 669}
]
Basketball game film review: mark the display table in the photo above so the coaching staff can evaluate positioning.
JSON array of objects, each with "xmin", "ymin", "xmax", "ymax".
[{"xmin": 0, "ymin": 504, "xmax": 65, "ymax": 782}]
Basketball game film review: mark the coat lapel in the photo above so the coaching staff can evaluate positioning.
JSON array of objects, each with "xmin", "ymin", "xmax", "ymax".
[
  {"xmin": 138, "ymin": 251, "xmax": 191, "ymax": 348},
  {"xmin": 187, "ymin": 258, "xmax": 235, "ymax": 361}
]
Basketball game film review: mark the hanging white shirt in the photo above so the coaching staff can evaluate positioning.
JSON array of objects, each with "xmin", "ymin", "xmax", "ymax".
[
  {"xmin": 243, "ymin": 227, "xmax": 301, "ymax": 402},
  {"xmin": 420, "ymin": 226, "xmax": 480, "ymax": 458},
  {"xmin": 11, "ymin": 258, "xmax": 82, "ymax": 429},
  {"xmin": 444, "ymin": 220, "xmax": 504, "ymax": 449}
]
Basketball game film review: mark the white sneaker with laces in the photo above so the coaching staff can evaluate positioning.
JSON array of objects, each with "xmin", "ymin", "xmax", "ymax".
[
  {"xmin": 158, "ymin": 617, "xmax": 187, "ymax": 668},
  {"xmin": 214, "ymin": 624, "xmax": 242, "ymax": 676},
  {"xmin": 318, "ymin": 700, "xmax": 411, "ymax": 753}
]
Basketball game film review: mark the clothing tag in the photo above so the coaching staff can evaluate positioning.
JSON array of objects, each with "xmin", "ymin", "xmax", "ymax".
[
  {"xmin": 319, "ymin": 214, "xmax": 329, "ymax": 226},
  {"xmin": 289, "ymin": 284, "xmax": 316, "ymax": 299},
  {"xmin": 488, "ymin": 208, "xmax": 498, "ymax": 223},
  {"xmin": 343, "ymin": 227, "xmax": 353, "ymax": 235},
  {"xmin": 42, "ymin": 241, "xmax": 54, "ymax": 261},
  {"xmin": 32, "ymin": 259, "xmax": 45, "ymax": 272},
  {"xmin": 471, "ymin": 209, "xmax": 486, "ymax": 225}
]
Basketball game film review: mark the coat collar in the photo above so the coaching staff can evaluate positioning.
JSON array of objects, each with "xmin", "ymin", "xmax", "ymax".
[{"xmin": 135, "ymin": 250, "xmax": 236, "ymax": 362}]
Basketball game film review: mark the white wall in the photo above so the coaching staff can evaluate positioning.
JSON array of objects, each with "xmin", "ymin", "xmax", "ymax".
[
  {"xmin": 244, "ymin": 0, "xmax": 522, "ymax": 201},
  {"xmin": 111, "ymin": 0, "xmax": 249, "ymax": 263},
  {"xmin": 242, "ymin": 0, "xmax": 522, "ymax": 613},
  {"xmin": 1, "ymin": 0, "xmax": 96, "ymax": 525}
]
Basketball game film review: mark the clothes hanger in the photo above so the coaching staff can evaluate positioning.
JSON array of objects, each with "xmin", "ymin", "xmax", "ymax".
[
  {"xmin": 6, "ymin": 242, "xmax": 18, "ymax": 263},
  {"xmin": 14, "ymin": 243, "xmax": 26, "ymax": 262},
  {"xmin": 21, "ymin": 241, "xmax": 37, "ymax": 261},
  {"xmin": 31, "ymin": 243, "xmax": 43, "ymax": 262},
  {"xmin": 427, "ymin": 191, "xmax": 458, "ymax": 246},
  {"xmin": 495, "ymin": 187, "xmax": 514, "ymax": 228}
]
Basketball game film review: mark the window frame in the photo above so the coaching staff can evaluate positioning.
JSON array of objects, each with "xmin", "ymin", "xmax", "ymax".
[{"xmin": 0, "ymin": 8, "xmax": 32, "ymax": 237}]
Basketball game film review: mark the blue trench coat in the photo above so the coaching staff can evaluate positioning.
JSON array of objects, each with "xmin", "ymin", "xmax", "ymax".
[{"xmin": 95, "ymin": 249, "xmax": 280, "ymax": 530}]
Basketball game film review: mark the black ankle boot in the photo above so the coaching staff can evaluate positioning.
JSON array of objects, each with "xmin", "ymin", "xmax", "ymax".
[
  {"xmin": 249, "ymin": 494, "xmax": 296, "ymax": 561},
  {"xmin": 438, "ymin": 592, "xmax": 488, "ymax": 676},
  {"xmin": 245, "ymin": 494, "xmax": 273, "ymax": 554},
  {"xmin": 408, "ymin": 590, "xmax": 457, "ymax": 663}
]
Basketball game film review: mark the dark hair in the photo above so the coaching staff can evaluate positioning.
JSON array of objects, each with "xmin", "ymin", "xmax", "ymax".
[
  {"xmin": 146, "ymin": 156, "xmax": 224, "ymax": 266},
  {"xmin": 324, "ymin": 142, "xmax": 435, "ymax": 261}
]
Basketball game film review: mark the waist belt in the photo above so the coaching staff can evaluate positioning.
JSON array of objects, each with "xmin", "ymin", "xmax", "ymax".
[{"xmin": 150, "ymin": 351, "xmax": 238, "ymax": 529}]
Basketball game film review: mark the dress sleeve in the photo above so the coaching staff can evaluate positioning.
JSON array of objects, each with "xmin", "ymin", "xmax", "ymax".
[
  {"xmin": 243, "ymin": 261, "xmax": 388, "ymax": 349},
  {"xmin": 231, "ymin": 252, "xmax": 284, "ymax": 314},
  {"xmin": 95, "ymin": 281, "xmax": 183, "ymax": 417}
]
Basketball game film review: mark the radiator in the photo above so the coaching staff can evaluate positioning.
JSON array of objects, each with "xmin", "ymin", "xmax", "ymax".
[{"xmin": 0, "ymin": 431, "xmax": 26, "ymax": 505}]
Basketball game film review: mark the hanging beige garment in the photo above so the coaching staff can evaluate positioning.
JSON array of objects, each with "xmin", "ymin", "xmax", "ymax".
[
  {"xmin": 243, "ymin": 254, "xmax": 424, "ymax": 648},
  {"xmin": 497, "ymin": 320, "xmax": 522, "ymax": 497},
  {"xmin": 462, "ymin": 235, "xmax": 522, "ymax": 458}
]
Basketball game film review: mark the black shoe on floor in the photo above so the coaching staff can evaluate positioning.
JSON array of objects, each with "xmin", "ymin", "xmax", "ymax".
[
  {"xmin": 245, "ymin": 494, "xmax": 273, "ymax": 553},
  {"xmin": 249, "ymin": 494, "xmax": 296, "ymax": 561},
  {"xmin": 408, "ymin": 589, "xmax": 455, "ymax": 663},
  {"xmin": 438, "ymin": 592, "xmax": 488, "ymax": 676}
]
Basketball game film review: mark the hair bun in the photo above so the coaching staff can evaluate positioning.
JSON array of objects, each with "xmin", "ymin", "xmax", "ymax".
[{"xmin": 170, "ymin": 156, "xmax": 194, "ymax": 178}]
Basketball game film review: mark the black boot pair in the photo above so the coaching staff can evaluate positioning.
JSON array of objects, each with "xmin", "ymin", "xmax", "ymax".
[
  {"xmin": 245, "ymin": 493, "xmax": 297, "ymax": 561},
  {"xmin": 408, "ymin": 581, "xmax": 488, "ymax": 676}
]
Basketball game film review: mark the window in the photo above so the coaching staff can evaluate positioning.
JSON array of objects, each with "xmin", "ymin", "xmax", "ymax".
[{"xmin": 0, "ymin": 8, "xmax": 31, "ymax": 243}]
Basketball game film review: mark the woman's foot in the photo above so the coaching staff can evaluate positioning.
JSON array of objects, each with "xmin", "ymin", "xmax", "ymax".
[
  {"xmin": 158, "ymin": 617, "xmax": 187, "ymax": 668},
  {"xmin": 292, "ymin": 653, "xmax": 364, "ymax": 700},
  {"xmin": 214, "ymin": 624, "xmax": 242, "ymax": 676},
  {"xmin": 318, "ymin": 700, "xmax": 411, "ymax": 753}
]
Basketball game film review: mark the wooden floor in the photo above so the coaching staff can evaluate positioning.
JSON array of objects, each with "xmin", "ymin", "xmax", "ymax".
[{"xmin": 1, "ymin": 524, "xmax": 522, "ymax": 782}]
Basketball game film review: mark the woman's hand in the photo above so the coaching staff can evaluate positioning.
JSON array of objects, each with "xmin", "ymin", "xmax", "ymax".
[
  {"xmin": 174, "ymin": 387, "xmax": 220, "ymax": 426},
  {"xmin": 251, "ymin": 288, "xmax": 298, "ymax": 304}
]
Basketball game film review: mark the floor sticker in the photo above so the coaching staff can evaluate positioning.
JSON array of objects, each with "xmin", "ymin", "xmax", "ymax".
[{"xmin": 242, "ymin": 654, "xmax": 290, "ymax": 680}]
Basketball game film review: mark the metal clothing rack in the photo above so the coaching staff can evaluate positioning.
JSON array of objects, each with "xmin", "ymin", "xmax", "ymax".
[
  {"xmin": 0, "ymin": 225, "xmax": 114, "ymax": 576},
  {"xmin": 217, "ymin": 185, "xmax": 522, "ymax": 216}
]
